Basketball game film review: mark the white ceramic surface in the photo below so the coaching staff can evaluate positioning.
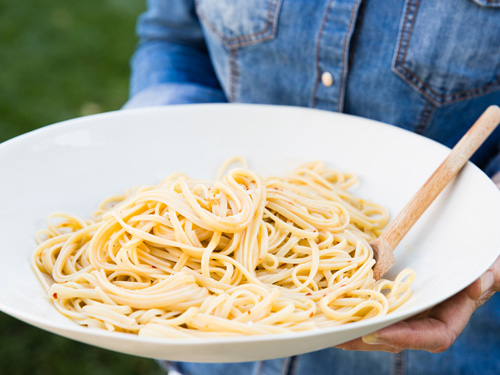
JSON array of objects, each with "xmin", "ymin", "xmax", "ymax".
[{"xmin": 0, "ymin": 104, "xmax": 499, "ymax": 362}]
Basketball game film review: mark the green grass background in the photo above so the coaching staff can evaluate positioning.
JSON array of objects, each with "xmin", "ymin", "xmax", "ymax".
[{"xmin": 0, "ymin": 1, "xmax": 165, "ymax": 373}]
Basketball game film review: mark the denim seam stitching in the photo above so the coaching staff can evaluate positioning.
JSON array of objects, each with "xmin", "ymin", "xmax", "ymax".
[
  {"xmin": 337, "ymin": 0, "xmax": 362, "ymax": 112},
  {"xmin": 415, "ymin": 99, "xmax": 429, "ymax": 133},
  {"xmin": 392, "ymin": 0, "xmax": 421, "ymax": 91},
  {"xmin": 312, "ymin": 0, "xmax": 333, "ymax": 108},
  {"xmin": 400, "ymin": 66, "xmax": 500, "ymax": 105},
  {"xmin": 399, "ymin": 0, "xmax": 420, "ymax": 65},
  {"xmin": 229, "ymin": 48, "xmax": 239, "ymax": 102},
  {"xmin": 347, "ymin": 0, "xmax": 367, "ymax": 72},
  {"xmin": 393, "ymin": 0, "xmax": 500, "ymax": 106},
  {"xmin": 415, "ymin": 100, "xmax": 435, "ymax": 135},
  {"xmin": 390, "ymin": 0, "xmax": 415, "ymax": 95},
  {"xmin": 195, "ymin": 0, "xmax": 282, "ymax": 49},
  {"xmin": 281, "ymin": 357, "xmax": 292, "ymax": 375},
  {"xmin": 289, "ymin": 355, "xmax": 299, "ymax": 375},
  {"xmin": 256, "ymin": 360, "xmax": 264, "ymax": 375},
  {"xmin": 392, "ymin": 351, "xmax": 406, "ymax": 375}
]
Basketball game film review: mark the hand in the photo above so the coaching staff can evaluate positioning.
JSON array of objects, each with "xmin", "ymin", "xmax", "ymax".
[
  {"xmin": 337, "ymin": 174, "xmax": 500, "ymax": 353},
  {"xmin": 336, "ymin": 255, "xmax": 500, "ymax": 353}
]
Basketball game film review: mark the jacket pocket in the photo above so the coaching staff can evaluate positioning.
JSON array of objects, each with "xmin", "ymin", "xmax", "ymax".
[
  {"xmin": 392, "ymin": 0, "xmax": 500, "ymax": 106},
  {"xmin": 195, "ymin": 0, "xmax": 283, "ymax": 49}
]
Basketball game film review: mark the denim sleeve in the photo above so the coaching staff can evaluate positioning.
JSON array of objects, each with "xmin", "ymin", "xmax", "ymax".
[{"xmin": 124, "ymin": 0, "xmax": 227, "ymax": 108}]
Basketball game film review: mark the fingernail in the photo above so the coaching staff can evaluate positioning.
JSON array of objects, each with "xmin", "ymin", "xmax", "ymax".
[
  {"xmin": 362, "ymin": 332, "xmax": 384, "ymax": 345},
  {"xmin": 481, "ymin": 271, "xmax": 494, "ymax": 296}
]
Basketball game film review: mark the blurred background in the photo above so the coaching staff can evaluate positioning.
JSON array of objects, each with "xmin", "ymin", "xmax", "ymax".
[{"xmin": 0, "ymin": 1, "xmax": 165, "ymax": 373}]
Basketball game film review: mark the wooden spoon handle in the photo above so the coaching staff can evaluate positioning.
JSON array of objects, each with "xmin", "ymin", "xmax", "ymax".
[{"xmin": 379, "ymin": 105, "xmax": 500, "ymax": 250}]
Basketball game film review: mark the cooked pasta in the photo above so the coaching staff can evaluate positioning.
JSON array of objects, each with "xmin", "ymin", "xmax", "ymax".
[{"xmin": 32, "ymin": 161, "xmax": 415, "ymax": 337}]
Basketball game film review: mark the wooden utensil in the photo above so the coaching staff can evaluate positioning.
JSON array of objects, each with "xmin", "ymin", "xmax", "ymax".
[{"xmin": 371, "ymin": 105, "xmax": 500, "ymax": 280}]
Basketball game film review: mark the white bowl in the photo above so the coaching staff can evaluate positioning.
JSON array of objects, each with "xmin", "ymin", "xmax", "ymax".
[{"xmin": 1, "ymin": 104, "xmax": 499, "ymax": 362}]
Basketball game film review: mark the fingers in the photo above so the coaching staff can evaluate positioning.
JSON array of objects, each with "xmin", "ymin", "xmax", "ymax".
[
  {"xmin": 485, "ymin": 256, "xmax": 500, "ymax": 293},
  {"xmin": 366, "ymin": 287, "xmax": 480, "ymax": 353},
  {"xmin": 337, "ymin": 282, "xmax": 482, "ymax": 352},
  {"xmin": 337, "ymin": 286, "xmax": 478, "ymax": 353},
  {"xmin": 337, "ymin": 313, "xmax": 460, "ymax": 353},
  {"xmin": 337, "ymin": 256, "xmax": 500, "ymax": 353},
  {"xmin": 335, "ymin": 337, "xmax": 403, "ymax": 353},
  {"xmin": 365, "ymin": 311, "xmax": 464, "ymax": 353}
]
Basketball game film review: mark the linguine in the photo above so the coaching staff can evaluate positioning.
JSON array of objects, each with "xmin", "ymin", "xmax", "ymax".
[{"xmin": 32, "ymin": 161, "xmax": 415, "ymax": 338}]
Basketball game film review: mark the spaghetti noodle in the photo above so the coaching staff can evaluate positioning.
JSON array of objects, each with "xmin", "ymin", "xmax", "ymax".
[{"xmin": 32, "ymin": 161, "xmax": 415, "ymax": 337}]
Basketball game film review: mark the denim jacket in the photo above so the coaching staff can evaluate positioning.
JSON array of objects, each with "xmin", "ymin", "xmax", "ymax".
[{"xmin": 126, "ymin": 1, "xmax": 500, "ymax": 374}]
